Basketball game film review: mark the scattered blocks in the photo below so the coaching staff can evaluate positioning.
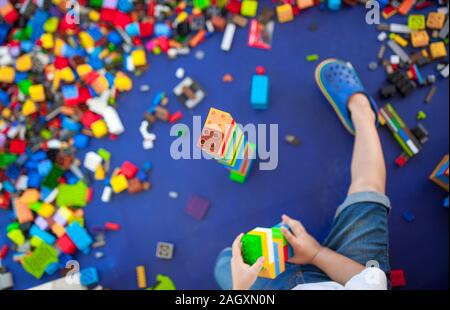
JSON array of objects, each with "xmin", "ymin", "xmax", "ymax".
[
  {"xmin": 408, "ymin": 15, "xmax": 426, "ymax": 30},
  {"xmin": 427, "ymin": 12, "xmax": 446, "ymax": 30},
  {"xmin": 110, "ymin": 174, "xmax": 129, "ymax": 193},
  {"xmin": 429, "ymin": 42, "xmax": 447, "ymax": 59},
  {"xmin": 411, "ymin": 30, "xmax": 429, "ymax": 48},
  {"xmin": 136, "ymin": 266, "xmax": 147, "ymax": 289},
  {"xmin": 156, "ymin": 242, "xmax": 174, "ymax": 260}
]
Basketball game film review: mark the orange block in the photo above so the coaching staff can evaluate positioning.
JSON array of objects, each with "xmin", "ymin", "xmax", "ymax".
[
  {"xmin": 16, "ymin": 201, "xmax": 34, "ymax": 224},
  {"xmin": 398, "ymin": 0, "xmax": 414, "ymax": 15},
  {"xmin": 189, "ymin": 30, "xmax": 206, "ymax": 48}
]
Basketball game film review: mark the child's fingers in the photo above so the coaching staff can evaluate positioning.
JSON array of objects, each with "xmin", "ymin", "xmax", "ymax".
[
  {"xmin": 232, "ymin": 233, "xmax": 244, "ymax": 261},
  {"xmin": 281, "ymin": 227, "xmax": 297, "ymax": 246},
  {"xmin": 282, "ymin": 215, "xmax": 304, "ymax": 236}
]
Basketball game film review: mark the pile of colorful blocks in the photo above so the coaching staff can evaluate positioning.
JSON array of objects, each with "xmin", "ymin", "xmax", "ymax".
[
  {"xmin": 241, "ymin": 224, "xmax": 294, "ymax": 279},
  {"xmin": 198, "ymin": 108, "xmax": 256, "ymax": 183}
]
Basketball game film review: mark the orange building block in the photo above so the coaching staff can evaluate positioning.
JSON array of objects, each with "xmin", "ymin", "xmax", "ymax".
[
  {"xmin": 398, "ymin": 0, "xmax": 414, "ymax": 15},
  {"xmin": 427, "ymin": 12, "xmax": 446, "ymax": 30},
  {"xmin": 411, "ymin": 30, "xmax": 430, "ymax": 48}
]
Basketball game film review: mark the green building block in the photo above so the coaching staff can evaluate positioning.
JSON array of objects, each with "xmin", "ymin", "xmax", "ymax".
[
  {"xmin": 42, "ymin": 165, "xmax": 64, "ymax": 189},
  {"xmin": 230, "ymin": 171, "xmax": 246, "ymax": 184},
  {"xmin": 89, "ymin": 0, "xmax": 103, "ymax": 8},
  {"xmin": 97, "ymin": 148, "xmax": 111, "ymax": 161},
  {"xmin": 22, "ymin": 243, "xmax": 58, "ymax": 279},
  {"xmin": 241, "ymin": 0, "xmax": 258, "ymax": 17},
  {"xmin": 306, "ymin": 54, "xmax": 319, "ymax": 62},
  {"xmin": 29, "ymin": 202, "xmax": 43, "ymax": 212},
  {"xmin": 241, "ymin": 233, "xmax": 263, "ymax": 265},
  {"xmin": 18, "ymin": 79, "xmax": 32, "ymax": 95},
  {"xmin": 57, "ymin": 181, "xmax": 88, "ymax": 207},
  {"xmin": 271, "ymin": 227, "xmax": 287, "ymax": 246},
  {"xmin": 408, "ymin": 15, "xmax": 426, "ymax": 30},
  {"xmin": 0, "ymin": 153, "xmax": 17, "ymax": 168},
  {"xmin": 148, "ymin": 274, "xmax": 177, "ymax": 290},
  {"xmin": 193, "ymin": 0, "xmax": 211, "ymax": 10}
]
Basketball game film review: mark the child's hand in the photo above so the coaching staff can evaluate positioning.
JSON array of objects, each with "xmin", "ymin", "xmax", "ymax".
[
  {"xmin": 231, "ymin": 233, "xmax": 265, "ymax": 290},
  {"xmin": 281, "ymin": 214, "xmax": 323, "ymax": 265}
]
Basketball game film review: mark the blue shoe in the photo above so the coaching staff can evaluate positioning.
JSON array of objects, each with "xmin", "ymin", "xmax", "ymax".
[{"xmin": 315, "ymin": 59, "xmax": 379, "ymax": 135}]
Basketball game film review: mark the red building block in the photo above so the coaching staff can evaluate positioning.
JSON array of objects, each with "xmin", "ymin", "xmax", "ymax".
[
  {"xmin": 56, "ymin": 234, "xmax": 78, "ymax": 255},
  {"xmin": 169, "ymin": 111, "xmax": 183, "ymax": 123},
  {"xmin": 390, "ymin": 269, "xmax": 406, "ymax": 288},
  {"xmin": 121, "ymin": 161, "xmax": 138, "ymax": 179},
  {"xmin": 139, "ymin": 21, "xmax": 154, "ymax": 37},
  {"xmin": 80, "ymin": 111, "xmax": 102, "ymax": 128},
  {"xmin": 104, "ymin": 222, "xmax": 121, "ymax": 231},
  {"xmin": 395, "ymin": 153, "xmax": 409, "ymax": 167},
  {"xmin": 226, "ymin": 0, "xmax": 242, "ymax": 14},
  {"xmin": 0, "ymin": 245, "xmax": 9, "ymax": 259},
  {"xmin": 9, "ymin": 139, "xmax": 27, "ymax": 154},
  {"xmin": 101, "ymin": 8, "xmax": 117, "ymax": 23}
]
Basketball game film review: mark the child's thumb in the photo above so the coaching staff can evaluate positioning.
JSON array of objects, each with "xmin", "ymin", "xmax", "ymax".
[{"xmin": 250, "ymin": 257, "xmax": 265, "ymax": 274}]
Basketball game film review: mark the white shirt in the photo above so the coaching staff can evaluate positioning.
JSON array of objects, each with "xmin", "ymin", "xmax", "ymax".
[{"xmin": 292, "ymin": 267, "xmax": 387, "ymax": 290}]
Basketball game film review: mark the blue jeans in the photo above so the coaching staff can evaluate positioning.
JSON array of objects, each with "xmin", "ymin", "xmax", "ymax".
[{"xmin": 214, "ymin": 191, "xmax": 391, "ymax": 290}]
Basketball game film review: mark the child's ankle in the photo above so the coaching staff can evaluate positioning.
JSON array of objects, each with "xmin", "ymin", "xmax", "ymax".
[{"xmin": 348, "ymin": 93, "xmax": 375, "ymax": 121}]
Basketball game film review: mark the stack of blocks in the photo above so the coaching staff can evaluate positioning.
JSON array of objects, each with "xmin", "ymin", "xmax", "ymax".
[
  {"xmin": 242, "ymin": 224, "xmax": 294, "ymax": 279},
  {"xmin": 198, "ymin": 108, "xmax": 256, "ymax": 183},
  {"xmin": 251, "ymin": 69, "xmax": 269, "ymax": 110}
]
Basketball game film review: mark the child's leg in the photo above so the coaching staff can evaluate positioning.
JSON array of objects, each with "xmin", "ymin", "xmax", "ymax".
[{"xmin": 348, "ymin": 93, "xmax": 386, "ymax": 195}]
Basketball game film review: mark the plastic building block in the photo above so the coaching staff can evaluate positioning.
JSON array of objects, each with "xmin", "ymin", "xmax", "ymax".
[
  {"xmin": 156, "ymin": 242, "xmax": 174, "ymax": 260},
  {"xmin": 66, "ymin": 222, "xmax": 93, "ymax": 254},
  {"xmin": 416, "ymin": 110, "xmax": 427, "ymax": 120},
  {"xmin": 57, "ymin": 181, "xmax": 88, "ymax": 207},
  {"xmin": 197, "ymin": 108, "xmax": 235, "ymax": 157},
  {"xmin": 121, "ymin": 161, "xmax": 138, "ymax": 179},
  {"xmin": 22, "ymin": 243, "xmax": 58, "ymax": 279},
  {"xmin": 429, "ymin": 42, "xmax": 447, "ymax": 59},
  {"xmin": 0, "ymin": 272, "xmax": 14, "ymax": 290},
  {"xmin": 429, "ymin": 155, "xmax": 449, "ymax": 191},
  {"xmin": 185, "ymin": 195, "xmax": 210, "ymax": 220},
  {"xmin": 242, "ymin": 233, "xmax": 263, "ymax": 265},
  {"xmin": 408, "ymin": 15, "xmax": 426, "ymax": 30},
  {"xmin": 395, "ymin": 153, "xmax": 410, "ymax": 167},
  {"xmin": 251, "ymin": 75, "xmax": 269, "ymax": 109},
  {"xmin": 328, "ymin": 0, "xmax": 341, "ymax": 10},
  {"xmin": 84, "ymin": 151, "xmax": 103, "ymax": 172},
  {"xmin": 411, "ymin": 30, "xmax": 429, "ymax": 48},
  {"xmin": 80, "ymin": 267, "xmax": 99, "ymax": 287},
  {"xmin": 29, "ymin": 84, "xmax": 46, "ymax": 102},
  {"xmin": 230, "ymin": 170, "xmax": 246, "ymax": 184},
  {"xmin": 104, "ymin": 222, "xmax": 121, "ymax": 231},
  {"xmin": 398, "ymin": 0, "xmax": 414, "ymax": 15},
  {"xmin": 444, "ymin": 197, "xmax": 449, "ymax": 208},
  {"xmin": 56, "ymin": 234, "xmax": 77, "ymax": 255},
  {"xmin": 241, "ymin": 0, "xmax": 258, "ymax": 17},
  {"xmin": 390, "ymin": 269, "xmax": 406, "ymax": 287},
  {"xmin": 136, "ymin": 266, "xmax": 147, "ymax": 289},
  {"xmin": 148, "ymin": 274, "xmax": 176, "ymax": 290},
  {"xmin": 193, "ymin": 0, "xmax": 211, "ymax": 10},
  {"xmin": 427, "ymin": 12, "xmax": 446, "ymax": 30},
  {"xmin": 90, "ymin": 119, "xmax": 108, "ymax": 138},
  {"xmin": 110, "ymin": 174, "xmax": 129, "ymax": 193},
  {"xmin": 0, "ymin": 66, "xmax": 15, "ymax": 83},
  {"xmin": 276, "ymin": 4, "xmax": 294, "ymax": 23},
  {"xmin": 297, "ymin": 0, "xmax": 315, "ymax": 9}
]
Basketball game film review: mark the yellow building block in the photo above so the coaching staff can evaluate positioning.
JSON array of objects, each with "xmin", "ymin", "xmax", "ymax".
[
  {"xmin": 38, "ymin": 203, "xmax": 56, "ymax": 218},
  {"xmin": 390, "ymin": 33, "xmax": 408, "ymax": 47},
  {"xmin": 0, "ymin": 66, "xmax": 15, "ymax": 83},
  {"xmin": 79, "ymin": 31, "xmax": 95, "ymax": 49},
  {"xmin": 115, "ymin": 72, "xmax": 133, "ymax": 92},
  {"xmin": 88, "ymin": 10, "xmax": 100, "ymax": 22},
  {"xmin": 59, "ymin": 67, "xmax": 75, "ymax": 83},
  {"xmin": 2, "ymin": 108, "xmax": 12, "ymax": 118},
  {"xmin": 76, "ymin": 64, "xmax": 93, "ymax": 78},
  {"xmin": 276, "ymin": 4, "xmax": 294, "ymax": 23},
  {"xmin": 427, "ymin": 12, "xmax": 446, "ymax": 30},
  {"xmin": 430, "ymin": 41, "xmax": 447, "ymax": 59},
  {"xmin": 131, "ymin": 49, "xmax": 147, "ymax": 67},
  {"xmin": 91, "ymin": 75, "xmax": 109, "ymax": 94},
  {"xmin": 41, "ymin": 33, "xmax": 55, "ymax": 49},
  {"xmin": 91, "ymin": 119, "xmax": 108, "ymax": 138},
  {"xmin": 95, "ymin": 165, "xmax": 106, "ymax": 180},
  {"xmin": 30, "ymin": 235, "xmax": 44, "ymax": 248},
  {"xmin": 22, "ymin": 100, "xmax": 37, "ymax": 116},
  {"xmin": 54, "ymin": 38, "xmax": 65, "ymax": 56},
  {"xmin": 59, "ymin": 206, "xmax": 75, "ymax": 222},
  {"xmin": 29, "ymin": 84, "xmax": 46, "ymax": 102},
  {"xmin": 16, "ymin": 54, "xmax": 32, "ymax": 72},
  {"xmin": 411, "ymin": 30, "xmax": 430, "ymax": 48},
  {"xmin": 110, "ymin": 174, "xmax": 129, "ymax": 193}
]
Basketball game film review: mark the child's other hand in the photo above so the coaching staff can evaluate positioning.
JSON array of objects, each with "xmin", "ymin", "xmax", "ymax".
[
  {"xmin": 281, "ymin": 214, "xmax": 322, "ymax": 265},
  {"xmin": 231, "ymin": 233, "xmax": 265, "ymax": 290}
]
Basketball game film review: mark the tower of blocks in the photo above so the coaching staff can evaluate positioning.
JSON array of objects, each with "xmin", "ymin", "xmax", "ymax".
[
  {"xmin": 198, "ymin": 108, "xmax": 256, "ymax": 183},
  {"xmin": 430, "ymin": 155, "xmax": 449, "ymax": 192},
  {"xmin": 242, "ymin": 224, "xmax": 294, "ymax": 279}
]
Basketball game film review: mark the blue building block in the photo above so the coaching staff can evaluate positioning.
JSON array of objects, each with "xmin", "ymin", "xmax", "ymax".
[
  {"xmin": 58, "ymin": 253, "xmax": 74, "ymax": 269},
  {"xmin": 0, "ymin": 24, "xmax": 10, "ymax": 45},
  {"xmin": 45, "ymin": 262, "xmax": 59, "ymax": 275},
  {"xmin": 37, "ymin": 160, "xmax": 52, "ymax": 177},
  {"xmin": 402, "ymin": 211, "xmax": 416, "ymax": 223},
  {"xmin": 62, "ymin": 85, "xmax": 79, "ymax": 100},
  {"xmin": 444, "ymin": 197, "xmax": 449, "ymax": 208},
  {"xmin": 251, "ymin": 75, "xmax": 269, "ymax": 110},
  {"xmin": 154, "ymin": 23, "xmax": 172, "ymax": 37},
  {"xmin": 125, "ymin": 22, "xmax": 140, "ymax": 37},
  {"xmin": 80, "ymin": 267, "xmax": 99, "ymax": 287},
  {"xmin": 62, "ymin": 116, "xmax": 82, "ymax": 132},
  {"xmin": 73, "ymin": 134, "xmax": 90, "ymax": 149},
  {"xmin": 30, "ymin": 225, "xmax": 57, "ymax": 245},
  {"xmin": 66, "ymin": 222, "xmax": 93, "ymax": 254},
  {"xmin": 0, "ymin": 90, "xmax": 10, "ymax": 105},
  {"xmin": 328, "ymin": 0, "xmax": 341, "ymax": 11}
]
